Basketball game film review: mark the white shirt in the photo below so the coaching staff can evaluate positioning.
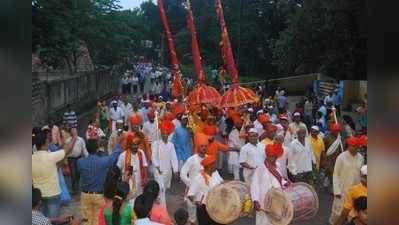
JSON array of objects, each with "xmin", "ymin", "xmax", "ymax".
[
  {"xmin": 228, "ymin": 128, "xmax": 245, "ymax": 165},
  {"xmin": 239, "ymin": 142, "xmax": 264, "ymax": 168},
  {"xmin": 187, "ymin": 171, "xmax": 223, "ymax": 204},
  {"xmin": 333, "ymin": 151, "xmax": 364, "ymax": 196},
  {"xmin": 117, "ymin": 150, "xmax": 148, "ymax": 182},
  {"xmin": 180, "ymin": 154, "xmax": 205, "ymax": 187},
  {"xmin": 136, "ymin": 218, "xmax": 163, "ymax": 225},
  {"xmin": 253, "ymin": 120, "xmax": 264, "ymax": 136},
  {"xmin": 250, "ymin": 163, "xmax": 282, "ymax": 207},
  {"xmin": 67, "ymin": 137, "xmax": 88, "ymax": 158},
  {"xmin": 121, "ymin": 103, "xmax": 133, "ymax": 121},
  {"xmin": 151, "ymin": 140, "xmax": 178, "ymax": 173},
  {"xmin": 142, "ymin": 121, "xmax": 159, "ymax": 143},
  {"xmin": 109, "ymin": 106, "xmax": 125, "ymax": 121},
  {"xmin": 288, "ymin": 139, "xmax": 315, "ymax": 174}
]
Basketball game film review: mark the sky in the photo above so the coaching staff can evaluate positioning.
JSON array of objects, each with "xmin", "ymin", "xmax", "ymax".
[{"xmin": 118, "ymin": 0, "xmax": 150, "ymax": 10}]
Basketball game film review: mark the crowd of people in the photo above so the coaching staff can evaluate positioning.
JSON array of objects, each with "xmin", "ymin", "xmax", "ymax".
[{"xmin": 32, "ymin": 64, "xmax": 368, "ymax": 225}]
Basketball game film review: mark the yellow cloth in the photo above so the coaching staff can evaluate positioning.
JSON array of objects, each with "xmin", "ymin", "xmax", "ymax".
[
  {"xmin": 344, "ymin": 183, "xmax": 367, "ymax": 217},
  {"xmin": 309, "ymin": 135, "xmax": 325, "ymax": 170},
  {"xmin": 261, "ymin": 138, "xmax": 273, "ymax": 146},
  {"xmin": 154, "ymin": 102, "xmax": 166, "ymax": 110},
  {"xmin": 32, "ymin": 150, "xmax": 65, "ymax": 197},
  {"xmin": 80, "ymin": 192, "xmax": 104, "ymax": 225}
]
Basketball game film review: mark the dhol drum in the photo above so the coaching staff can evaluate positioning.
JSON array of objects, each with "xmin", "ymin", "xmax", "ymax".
[
  {"xmin": 264, "ymin": 182, "xmax": 319, "ymax": 225},
  {"xmin": 205, "ymin": 180, "xmax": 253, "ymax": 224}
]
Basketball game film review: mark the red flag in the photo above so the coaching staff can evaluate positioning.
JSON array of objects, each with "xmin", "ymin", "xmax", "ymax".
[
  {"xmin": 185, "ymin": 0, "xmax": 206, "ymax": 82},
  {"xmin": 215, "ymin": 0, "xmax": 239, "ymax": 85},
  {"xmin": 158, "ymin": 0, "xmax": 183, "ymax": 96}
]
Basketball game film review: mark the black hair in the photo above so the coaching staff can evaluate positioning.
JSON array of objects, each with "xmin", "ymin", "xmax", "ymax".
[
  {"xmin": 342, "ymin": 115, "xmax": 356, "ymax": 131},
  {"xmin": 112, "ymin": 181, "xmax": 130, "ymax": 225},
  {"xmin": 35, "ymin": 131, "xmax": 48, "ymax": 150},
  {"xmin": 86, "ymin": 139, "xmax": 98, "ymax": 154},
  {"xmin": 133, "ymin": 194, "xmax": 153, "ymax": 219},
  {"xmin": 143, "ymin": 180, "xmax": 160, "ymax": 204},
  {"xmin": 174, "ymin": 208, "xmax": 189, "ymax": 225},
  {"xmin": 104, "ymin": 165, "xmax": 121, "ymax": 199},
  {"xmin": 353, "ymin": 196, "xmax": 367, "ymax": 212},
  {"xmin": 32, "ymin": 187, "xmax": 41, "ymax": 208}
]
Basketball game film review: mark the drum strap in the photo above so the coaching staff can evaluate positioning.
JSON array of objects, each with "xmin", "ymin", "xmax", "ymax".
[{"xmin": 265, "ymin": 161, "xmax": 286, "ymax": 188}]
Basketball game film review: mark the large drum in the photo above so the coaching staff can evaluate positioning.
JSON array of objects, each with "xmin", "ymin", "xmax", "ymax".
[
  {"xmin": 264, "ymin": 182, "xmax": 319, "ymax": 225},
  {"xmin": 205, "ymin": 181, "xmax": 253, "ymax": 224}
]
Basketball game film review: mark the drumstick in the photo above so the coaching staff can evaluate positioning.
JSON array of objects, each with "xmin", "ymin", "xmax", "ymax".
[{"xmin": 331, "ymin": 106, "xmax": 344, "ymax": 152}]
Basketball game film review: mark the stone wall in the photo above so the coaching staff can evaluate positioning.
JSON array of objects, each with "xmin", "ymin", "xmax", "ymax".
[{"xmin": 32, "ymin": 69, "xmax": 119, "ymax": 127}]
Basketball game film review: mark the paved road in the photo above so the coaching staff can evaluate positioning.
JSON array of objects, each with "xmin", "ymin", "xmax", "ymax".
[{"xmin": 66, "ymin": 94, "xmax": 336, "ymax": 225}]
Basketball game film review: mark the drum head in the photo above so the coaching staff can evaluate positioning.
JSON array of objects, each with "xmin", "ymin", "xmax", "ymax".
[
  {"xmin": 264, "ymin": 188, "xmax": 294, "ymax": 225},
  {"xmin": 206, "ymin": 183, "xmax": 242, "ymax": 224}
]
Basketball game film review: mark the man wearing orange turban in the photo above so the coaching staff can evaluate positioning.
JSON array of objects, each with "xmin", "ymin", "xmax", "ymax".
[
  {"xmin": 330, "ymin": 135, "xmax": 364, "ymax": 225},
  {"xmin": 151, "ymin": 120, "xmax": 178, "ymax": 207},
  {"xmin": 130, "ymin": 114, "xmax": 143, "ymax": 128},
  {"xmin": 187, "ymin": 154, "xmax": 223, "ymax": 225},
  {"xmin": 126, "ymin": 114, "xmax": 151, "ymax": 164},
  {"xmin": 116, "ymin": 135, "xmax": 148, "ymax": 195},
  {"xmin": 260, "ymin": 124, "xmax": 277, "ymax": 146},
  {"xmin": 228, "ymin": 113, "xmax": 245, "ymax": 180}
]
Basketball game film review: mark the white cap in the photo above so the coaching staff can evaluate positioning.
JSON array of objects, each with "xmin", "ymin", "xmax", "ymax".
[
  {"xmin": 247, "ymin": 108, "xmax": 254, "ymax": 112},
  {"xmin": 41, "ymin": 125, "xmax": 50, "ymax": 131},
  {"xmin": 361, "ymin": 165, "xmax": 367, "ymax": 176},
  {"xmin": 116, "ymin": 120, "xmax": 124, "ymax": 124},
  {"xmin": 257, "ymin": 109, "xmax": 264, "ymax": 114},
  {"xmin": 181, "ymin": 114, "xmax": 189, "ymax": 119},
  {"xmin": 248, "ymin": 128, "xmax": 258, "ymax": 133},
  {"xmin": 111, "ymin": 100, "xmax": 117, "ymax": 104},
  {"xmin": 311, "ymin": 125, "xmax": 320, "ymax": 131},
  {"xmin": 293, "ymin": 112, "xmax": 301, "ymax": 116}
]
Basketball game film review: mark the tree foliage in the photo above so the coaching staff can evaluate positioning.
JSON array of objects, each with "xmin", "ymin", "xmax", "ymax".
[{"xmin": 33, "ymin": 0, "xmax": 365, "ymax": 80}]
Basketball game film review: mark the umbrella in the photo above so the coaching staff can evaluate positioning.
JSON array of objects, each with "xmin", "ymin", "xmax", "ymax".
[
  {"xmin": 219, "ymin": 83, "xmax": 259, "ymax": 108},
  {"xmin": 215, "ymin": 0, "xmax": 259, "ymax": 108},
  {"xmin": 185, "ymin": 0, "xmax": 221, "ymax": 108}
]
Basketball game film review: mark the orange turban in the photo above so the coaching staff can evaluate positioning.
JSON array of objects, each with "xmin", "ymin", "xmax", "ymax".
[
  {"xmin": 346, "ymin": 136, "xmax": 359, "ymax": 147},
  {"xmin": 163, "ymin": 112, "xmax": 175, "ymax": 121},
  {"xmin": 203, "ymin": 125, "xmax": 218, "ymax": 136},
  {"xmin": 201, "ymin": 156, "xmax": 216, "ymax": 169},
  {"xmin": 159, "ymin": 120, "xmax": 175, "ymax": 135},
  {"xmin": 265, "ymin": 143, "xmax": 283, "ymax": 158},
  {"xmin": 173, "ymin": 104, "xmax": 185, "ymax": 115},
  {"xmin": 329, "ymin": 123, "xmax": 342, "ymax": 134},
  {"xmin": 231, "ymin": 114, "xmax": 243, "ymax": 126},
  {"xmin": 196, "ymin": 133, "xmax": 210, "ymax": 146},
  {"xmin": 147, "ymin": 110, "xmax": 155, "ymax": 120},
  {"xmin": 258, "ymin": 114, "xmax": 270, "ymax": 125},
  {"xmin": 266, "ymin": 124, "xmax": 277, "ymax": 132},
  {"xmin": 130, "ymin": 115, "xmax": 143, "ymax": 126},
  {"xmin": 358, "ymin": 135, "xmax": 368, "ymax": 147}
]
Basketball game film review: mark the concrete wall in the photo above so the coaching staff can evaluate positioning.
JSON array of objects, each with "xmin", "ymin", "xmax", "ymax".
[{"xmin": 32, "ymin": 69, "xmax": 119, "ymax": 127}]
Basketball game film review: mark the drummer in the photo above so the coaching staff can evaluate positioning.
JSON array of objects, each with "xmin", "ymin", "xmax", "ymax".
[
  {"xmin": 251, "ymin": 143, "xmax": 287, "ymax": 225},
  {"xmin": 187, "ymin": 156, "xmax": 224, "ymax": 225}
]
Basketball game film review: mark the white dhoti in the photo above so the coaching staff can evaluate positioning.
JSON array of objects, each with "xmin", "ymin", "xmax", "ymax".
[
  {"xmin": 154, "ymin": 169, "xmax": 173, "ymax": 207},
  {"xmin": 186, "ymin": 198, "xmax": 197, "ymax": 223},
  {"xmin": 228, "ymin": 152, "xmax": 240, "ymax": 180},
  {"xmin": 243, "ymin": 169, "xmax": 255, "ymax": 186},
  {"xmin": 256, "ymin": 211, "xmax": 273, "ymax": 225},
  {"xmin": 329, "ymin": 196, "xmax": 344, "ymax": 225}
]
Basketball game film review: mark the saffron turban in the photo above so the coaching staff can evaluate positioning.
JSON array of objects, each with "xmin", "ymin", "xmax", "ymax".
[
  {"xmin": 265, "ymin": 143, "xmax": 283, "ymax": 158},
  {"xmin": 232, "ymin": 114, "xmax": 243, "ymax": 126},
  {"xmin": 329, "ymin": 123, "xmax": 342, "ymax": 134},
  {"xmin": 266, "ymin": 124, "xmax": 278, "ymax": 132},
  {"xmin": 202, "ymin": 125, "xmax": 218, "ymax": 136},
  {"xmin": 196, "ymin": 133, "xmax": 210, "ymax": 146},
  {"xmin": 346, "ymin": 136, "xmax": 359, "ymax": 147},
  {"xmin": 201, "ymin": 156, "xmax": 217, "ymax": 169},
  {"xmin": 173, "ymin": 104, "xmax": 185, "ymax": 115},
  {"xmin": 125, "ymin": 132, "xmax": 136, "ymax": 145},
  {"xmin": 358, "ymin": 135, "xmax": 368, "ymax": 147},
  {"xmin": 130, "ymin": 115, "xmax": 143, "ymax": 126},
  {"xmin": 258, "ymin": 114, "xmax": 270, "ymax": 125},
  {"xmin": 159, "ymin": 120, "xmax": 175, "ymax": 135},
  {"xmin": 147, "ymin": 110, "xmax": 155, "ymax": 120},
  {"xmin": 162, "ymin": 112, "xmax": 175, "ymax": 122}
]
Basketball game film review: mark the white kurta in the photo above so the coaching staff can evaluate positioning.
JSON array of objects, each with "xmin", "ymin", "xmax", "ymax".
[
  {"xmin": 187, "ymin": 171, "xmax": 223, "ymax": 204},
  {"xmin": 109, "ymin": 107, "xmax": 125, "ymax": 132},
  {"xmin": 142, "ymin": 121, "xmax": 159, "ymax": 144},
  {"xmin": 253, "ymin": 120, "xmax": 264, "ymax": 136},
  {"xmin": 121, "ymin": 103, "xmax": 133, "ymax": 124},
  {"xmin": 276, "ymin": 145, "xmax": 293, "ymax": 179},
  {"xmin": 116, "ymin": 150, "xmax": 148, "ymax": 195},
  {"xmin": 251, "ymin": 164, "xmax": 284, "ymax": 225},
  {"xmin": 180, "ymin": 154, "xmax": 205, "ymax": 223},
  {"xmin": 288, "ymin": 139, "xmax": 316, "ymax": 175},
  {"xmin": 239, "ymin": 142, "xmax": 264, "ymax": 185},
  {"xmin": 151, "ymin": 140, "xmax": 178, "ymax": 207},
  {"xmin": 228, "ymin": 128, "xmax": 245, "ymax": 180},
  {"xmin": 329, "ymin": 151, "xmax": 364, "ymax": 224}
]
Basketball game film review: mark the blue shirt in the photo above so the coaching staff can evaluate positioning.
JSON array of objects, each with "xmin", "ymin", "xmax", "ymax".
[
  {"xmin": 77, "ymin": 144, "xmax": 122, "ymax": 192},
  {"xmin": 171, "ymin": 126, "xmax": 193, "ymax": 162},
  {"xmin": 277, "ymin": 95, "xmax": 288, "ymax": 109},
  {"xmin": 160, "ymin": 90, "xmax": 171, "ymax": 101}
]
